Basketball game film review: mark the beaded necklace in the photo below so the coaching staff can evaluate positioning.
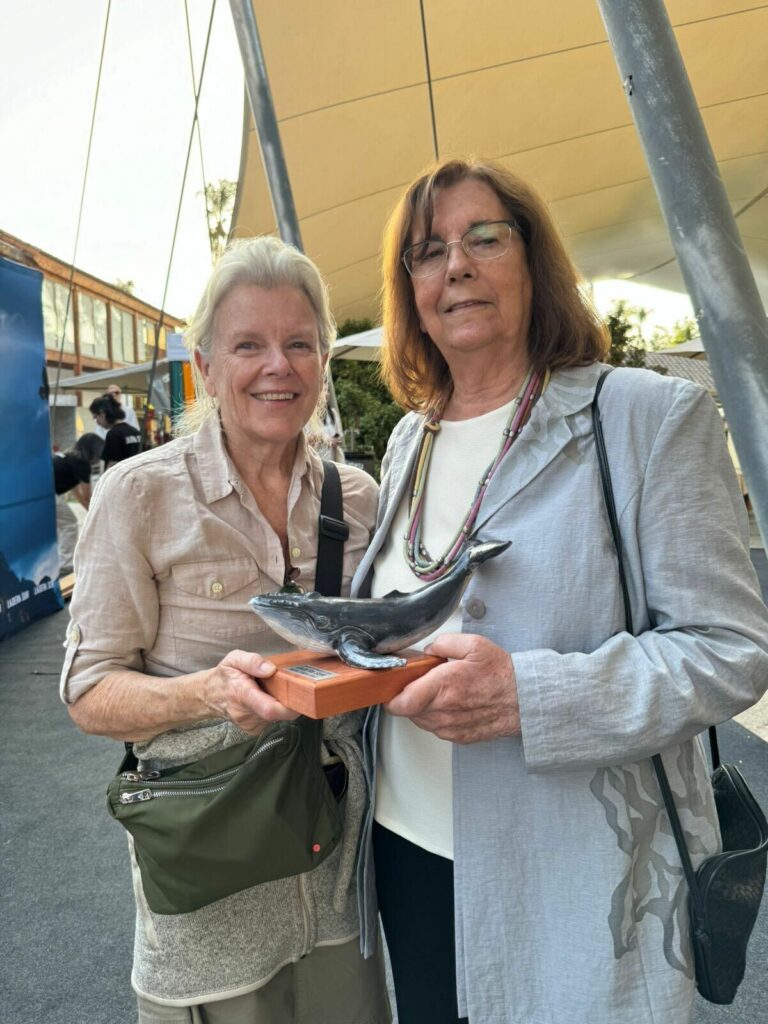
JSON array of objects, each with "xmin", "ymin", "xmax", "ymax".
[{"xmin": 404, "ymin": 367, "xmax": 547, "ymax": 581}]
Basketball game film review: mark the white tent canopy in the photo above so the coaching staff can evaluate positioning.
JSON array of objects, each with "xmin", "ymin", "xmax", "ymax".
[
  {"xmin": 57, "ymin": 360, "xmax": 172, "ymax": 412},
  {"xmin": 57, "ymin": 360, "xmax": 172, "ymax": 393},
  {"xmin": 331, "ymin": 326, "xmax": 383, "ymax": 361}
]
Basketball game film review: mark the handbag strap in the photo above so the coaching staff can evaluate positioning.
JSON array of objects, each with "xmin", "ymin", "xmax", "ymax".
[
  {"xmin": 315, "ymin": 460, "xmax": 349, "ymax": 597},
  {"xmin": 592, "ymin": 370, "xmax": 634, "ymax": 636},
  {"xmin": 124, "ymin": 461, "xmax": 349, "ymax": 761},
  {"xmin": 592, "ymin": 368, "xmax": 708, "ymax": 915},
  {"xmin": 302, "ymin": 461, "xmax": 349, "ymax": 747}
]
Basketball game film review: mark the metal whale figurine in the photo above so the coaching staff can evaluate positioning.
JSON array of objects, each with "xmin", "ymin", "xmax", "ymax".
[{"xmin": 249, "ymin": 538, "xmax": 511, "ymax": 670}]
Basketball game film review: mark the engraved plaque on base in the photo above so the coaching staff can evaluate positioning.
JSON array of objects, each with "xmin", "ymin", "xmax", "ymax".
[{"xmin": 263, "ymin": 648, "xmax": 444, "ymax": 719}]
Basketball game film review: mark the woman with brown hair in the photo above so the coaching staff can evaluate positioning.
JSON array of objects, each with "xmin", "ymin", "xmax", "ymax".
[{"xmin": 350, "ymin": 158, "xmax": 768, "ymax": 1024}]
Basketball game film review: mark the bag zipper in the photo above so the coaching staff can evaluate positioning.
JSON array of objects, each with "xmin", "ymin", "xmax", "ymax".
[
  {"xmin": 119, "ymin": 734, "xmax": 285, "ymax": 805},
  {"xmin": 298, "ymin": 873, "xmax": 312, "ymax": 957}
]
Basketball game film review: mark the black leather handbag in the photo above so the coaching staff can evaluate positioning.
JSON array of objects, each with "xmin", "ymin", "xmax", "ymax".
[{"xmin": 593, "ymin": 369, "xmax": 768, "ymax": 1004}]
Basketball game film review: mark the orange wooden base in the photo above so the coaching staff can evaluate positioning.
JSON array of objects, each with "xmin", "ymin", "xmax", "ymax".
[{"xmin": 263, "ymin": 648, "xmax": 444, "ymax": 719}]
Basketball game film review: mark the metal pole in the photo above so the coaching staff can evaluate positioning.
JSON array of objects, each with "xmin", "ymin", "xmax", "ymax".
[
  {"xmin": 596, "ymin": 0, "xmax": 768, "ymax": 546},
  {"xmin": 228, "ymin": 0, "xmax": 303, "ymax": 251}
]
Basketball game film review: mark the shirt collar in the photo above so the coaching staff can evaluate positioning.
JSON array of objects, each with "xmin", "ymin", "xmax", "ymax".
[{"xmin": 193, "ymin": 412, "xmax": 321, "ymax": 506}]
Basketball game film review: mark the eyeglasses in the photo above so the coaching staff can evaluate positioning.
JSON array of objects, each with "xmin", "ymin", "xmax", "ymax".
[{"xmin": 401, "ymin": 220, "xmax": 521, "ymax": 279}]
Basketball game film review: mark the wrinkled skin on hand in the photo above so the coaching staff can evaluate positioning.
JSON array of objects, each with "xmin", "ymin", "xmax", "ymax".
[
  {"xmin": 206, "ymin": 649, "xmax": 299, "ymax": 735},
  {"xmin": 385, "ymin": 633, "xmax": 521, "ymax": 744}
]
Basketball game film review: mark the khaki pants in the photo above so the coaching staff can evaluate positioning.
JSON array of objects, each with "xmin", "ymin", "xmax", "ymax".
[
  {"xmin": 55, "ymin": 495, "xmax": 80, "ymax": 575},
  {"xmin": 136, "ymin": 938, "xmax": 390, "ymax": 1024}
]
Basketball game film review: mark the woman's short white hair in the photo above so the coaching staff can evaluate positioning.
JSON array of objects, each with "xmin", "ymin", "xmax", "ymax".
[
  {"xmin": 179, "ymin": 235, "xmax": 336, "ymax": 433},
  {"xmin": 186, "ymin": 235, "xmax": 336, "ymax": 359}
]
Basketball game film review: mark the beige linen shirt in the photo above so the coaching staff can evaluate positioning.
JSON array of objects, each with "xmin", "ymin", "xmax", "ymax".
[
  {"xmin": 60, "ymin": 412, "xmax": 378, "ymax": 765},
  {"xmin": 59, "ymin": 413, "xmax": 380, "ymax": 1004}
]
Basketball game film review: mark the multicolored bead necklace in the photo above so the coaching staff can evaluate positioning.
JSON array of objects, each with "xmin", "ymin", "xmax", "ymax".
[{"xmin": 404, "ymin": 367, "xmax": 548, "ymax": 581}]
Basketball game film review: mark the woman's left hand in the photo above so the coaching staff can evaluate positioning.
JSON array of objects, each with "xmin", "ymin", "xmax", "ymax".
[{"xmin": 384, "ymin": 633, "xmax": 521, "ymax": 744}]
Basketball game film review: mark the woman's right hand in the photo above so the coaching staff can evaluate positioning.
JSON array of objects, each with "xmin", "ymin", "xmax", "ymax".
[{"xmin": 205, "ymin": 650, "xmax": 299, "ymax": 734}]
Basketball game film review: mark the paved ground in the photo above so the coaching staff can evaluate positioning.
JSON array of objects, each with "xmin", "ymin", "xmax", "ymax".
[
  {"xmin": 1, "ymin": 609, "xmax": 135, "ymax": 1024},
  {"xmin": 2, "ymin": 561, "xmax": 767, "ymax": 1023}
]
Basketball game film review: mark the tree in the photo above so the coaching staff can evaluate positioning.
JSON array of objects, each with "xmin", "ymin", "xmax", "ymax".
[
  {"xmin": 603, "ymin": 300, "xmax": 669, "ymax": 374},
  {"xmin": 332, "ymin": 319, "xmax": 403, "ymax": 468},
  {"xmin": 604, "ymin": 299, "xmax": 651, "ymax": 368},
  {"xmin": 203, "ymin": 179, "xmax": 238, "ymax": 263},
  {"xmin": 114, "ymin": 279, "xmax": 135, "ymax": 295},
  {"xmin": 651, "ymin": 316, "xmax": 700, "ymax": 349}
]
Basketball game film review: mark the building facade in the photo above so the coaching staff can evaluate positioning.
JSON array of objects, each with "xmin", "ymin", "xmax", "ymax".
[{"xmin": 0, "ymin": 229, "xmax": 183, "ymax": 449}]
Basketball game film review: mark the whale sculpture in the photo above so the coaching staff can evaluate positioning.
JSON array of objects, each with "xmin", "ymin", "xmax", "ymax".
[{"xmin": 249, "ymin": 538, "xmax": 511, "ymax": 670}]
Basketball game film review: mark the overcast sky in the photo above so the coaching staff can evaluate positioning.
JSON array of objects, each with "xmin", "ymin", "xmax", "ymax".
[
  {"xmin": 0, "ymin": 0, "xmax": 243, "ymax": 322},
  {"xmin": 0, "ymin": 1, "xmax": 693, "ymax": 332}
]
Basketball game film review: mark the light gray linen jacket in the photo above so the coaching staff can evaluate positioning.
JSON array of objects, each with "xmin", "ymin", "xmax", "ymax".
[{"xmin": 352, "ymin": 363, "xmax": 768, "ymax": 1024}]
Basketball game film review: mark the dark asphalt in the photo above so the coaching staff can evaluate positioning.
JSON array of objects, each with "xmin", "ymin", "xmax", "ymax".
[{"xmin": 2, "ymin": 559, "xmax": 767, "ymax": 1023}]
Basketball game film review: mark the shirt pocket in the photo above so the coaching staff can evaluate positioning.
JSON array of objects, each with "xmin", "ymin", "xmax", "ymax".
[{"xmin": 169, "ymin": 557, "xmax": 266, "ymax": 644}]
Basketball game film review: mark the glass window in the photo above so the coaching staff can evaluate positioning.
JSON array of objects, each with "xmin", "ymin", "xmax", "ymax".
[
  {"xmin": 110, "ymin": 307, "xmax": 122, "ymax": 361},
  {"xmin": 136, "ymin": 318, "xmax": 148, "ymax": 362},
  {"xmin": 111, "ymin": 307, "xmax": 136, "ymax": 362},
  {"xmin": 141, "ymin": 319, "xmax": 165, "ymax": 360},
  {"xmin": 137, "ymin": 318, "xmax": 165, "ymax": 361},
  {"xmin": 78, "ymin": 294, "xmax": 96, "ymax": 357},
  {"xmin": 93, "ymin": 298, "xmax": 108, "ymax": 358},
  {"xmin": 123, "ymin": 311, "xmax": 135, "ymax": 361},
  {"xmin": 42, "ymin": 280, "xmax": 75, "ymax": 353}
]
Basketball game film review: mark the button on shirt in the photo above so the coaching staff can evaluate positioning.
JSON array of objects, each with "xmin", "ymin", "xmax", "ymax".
[{"xmin": 60, "ymin": 413, "xmax": 378, "ymax": 719}]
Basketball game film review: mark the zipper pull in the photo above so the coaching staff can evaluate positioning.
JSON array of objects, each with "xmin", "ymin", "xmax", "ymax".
[
  {"xmin": 120, "ymin": 789, "xmax": 153, "ymax": 804},
  {"xmin": 121, "ymin": 770, "xmax": 160, "ymax": 782}
]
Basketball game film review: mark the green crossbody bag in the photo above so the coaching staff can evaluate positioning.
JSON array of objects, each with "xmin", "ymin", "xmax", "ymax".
[{"xmin": 106, "ymin": 461, "xmax": 351, "ymax": 915}]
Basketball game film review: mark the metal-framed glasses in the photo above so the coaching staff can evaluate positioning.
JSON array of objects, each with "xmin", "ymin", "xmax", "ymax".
[{"xmin": 402, "ymin": 219, "xmax": 521, "ymax": 279}]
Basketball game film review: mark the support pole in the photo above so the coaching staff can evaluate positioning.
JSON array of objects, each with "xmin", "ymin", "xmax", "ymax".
[
  {"xmin": 596, "ymin": 0, "xmax": 768, "ymax": 546},
  {"xmin": 229, "ymin": 1, "xmax": 303, "ymax": 251}
]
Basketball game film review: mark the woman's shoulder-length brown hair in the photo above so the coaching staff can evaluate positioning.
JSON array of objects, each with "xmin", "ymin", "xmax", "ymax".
[{"xmin": 380, "ymin": 158, "xmax": 609, "ymax": 412}]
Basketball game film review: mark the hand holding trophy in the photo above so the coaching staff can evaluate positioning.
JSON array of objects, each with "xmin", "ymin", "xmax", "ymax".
[{"xmin": 249, "ymin": 538, "xmax": 510, "ymax": 717}]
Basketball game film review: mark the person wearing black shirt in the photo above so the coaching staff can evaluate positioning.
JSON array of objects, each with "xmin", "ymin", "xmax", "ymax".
[{"xmin": 89, "ymin": 394, "xmax": 142, "ymax": 467}]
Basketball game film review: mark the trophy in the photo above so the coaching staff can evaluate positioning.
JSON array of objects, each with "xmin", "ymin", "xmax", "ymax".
[{"xmin": 249, "ymin": 539, "xmax": 509, "ymax": 718}]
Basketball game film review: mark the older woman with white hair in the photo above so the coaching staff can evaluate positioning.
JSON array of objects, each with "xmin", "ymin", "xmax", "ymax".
[{"xmin": 60, "ymin": 237, "xmax": 389, "ymax": 1023}]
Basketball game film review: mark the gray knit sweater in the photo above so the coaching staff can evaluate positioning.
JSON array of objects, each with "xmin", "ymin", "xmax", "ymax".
[{"xmin": 130, "ymin": 712, "xmax": 365, "ymax": 1005}]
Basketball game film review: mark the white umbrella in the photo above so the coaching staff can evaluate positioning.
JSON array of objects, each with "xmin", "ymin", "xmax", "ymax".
[{"xmin": 331, "ymin": 325, "xmax": 382, "ymax": 361}]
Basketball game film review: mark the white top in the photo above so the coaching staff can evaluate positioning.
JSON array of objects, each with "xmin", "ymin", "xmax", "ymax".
[{"xmin": 372, "ymin": 399, "xmax": 515, "ymax": 858}]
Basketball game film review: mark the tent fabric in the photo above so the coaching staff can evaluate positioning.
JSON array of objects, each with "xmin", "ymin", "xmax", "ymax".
[{"xmin": 231, "ymin": 1, "xmax": 768, "ymax": 323}]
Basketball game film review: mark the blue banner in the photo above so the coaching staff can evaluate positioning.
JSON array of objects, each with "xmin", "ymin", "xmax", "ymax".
[{"xmin": 0, "ymin": 256, "xmax": 63, "ymax": 639}]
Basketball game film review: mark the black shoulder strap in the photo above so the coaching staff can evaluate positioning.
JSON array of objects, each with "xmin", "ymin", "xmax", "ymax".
[
  {"xmin": 592, "ymin": 367, "xmax": 716, "ymax": 914},
  {"xmin": 123, "ymin": 461, "xmax": 350, "ymax": 758},
  {"xmin": 315, "ymin": 460, "xmax": 349, "ymax": 597},
  {"xmin": 592, "ymin": 370, "xmax": 633, "ymax": 635}
]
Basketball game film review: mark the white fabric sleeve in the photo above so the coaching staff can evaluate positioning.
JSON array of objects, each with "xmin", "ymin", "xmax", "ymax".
[{"xmin": 514, "ymin": 384, "xmax": 768, "ymax": 772}]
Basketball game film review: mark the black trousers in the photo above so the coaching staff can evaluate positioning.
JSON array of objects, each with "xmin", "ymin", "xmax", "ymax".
[{"xmin": 373, "ymin": 821, "xmax": 469, "ymax": 1024}]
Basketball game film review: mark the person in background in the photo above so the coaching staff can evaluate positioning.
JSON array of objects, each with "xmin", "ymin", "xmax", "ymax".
[
  {"xmin": 350, "ymin": 157, "xmax": 768, "ymax": 1024},
  {"xmin": 319, "ymin": 383, "xmax": 346, "ymax": 462},
  {"xmin": 52, "ymin": 432, "xmax": 104, "ymax": 575},
  {"xmin": 91, "ymin": 383, "xmax": 140, "ymax": 438},
  {"xmin": 89, "ymin": 394, "xmax": 141, "ymax": 468}
]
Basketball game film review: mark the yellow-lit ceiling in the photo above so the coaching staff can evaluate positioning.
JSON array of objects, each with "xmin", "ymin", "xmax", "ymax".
[{"xmin": 231, "ymin": 1, "xmax": 768, "ymax": 324}]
